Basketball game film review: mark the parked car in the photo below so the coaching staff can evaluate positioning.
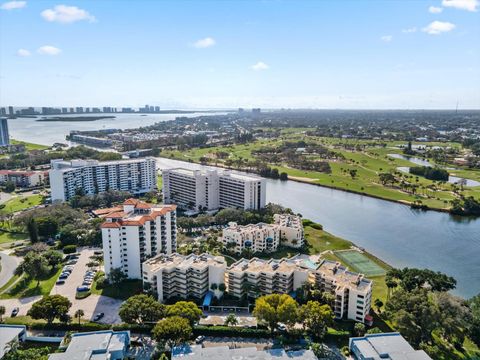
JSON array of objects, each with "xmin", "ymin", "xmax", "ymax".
[
  {"xmin": 195, "ymin": 335, "xmax": 205, "ymax": 344},
  {"xmin": 66, "ymin": 260, "xmax": 77, "ymax": 265},
  {"xmin": 59, "ymin": 274, "xmax": 69, "ymax": 280},
  {"xmin": 93, "ymin": 312, "xmax": 104, "ymax": 321},
  {"xmin": 77, "ymin": 286, "xmax": 90, "ymax": 292},
  {"xmin": 11, "ymin": 307, "xmax": 19, "ymax": 317},
  {"xmin": 56, "ymin": 280, "xmax": 65, "ymax": 285}
]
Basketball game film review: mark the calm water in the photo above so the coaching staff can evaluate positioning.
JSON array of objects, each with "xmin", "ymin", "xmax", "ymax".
[
  {"xmin": 7, "ymin": 113, "xmax": 225, "ymax": 146},
  {"xmin": 156, "ymin": 157, "xmax": 480, "ymax": 298},
  {"xmin": 389, "ymin": 154, "xmax": 480, "ymax": 187}
]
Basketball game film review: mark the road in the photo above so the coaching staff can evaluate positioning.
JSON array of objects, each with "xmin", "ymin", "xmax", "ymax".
[{"xmin": 0, "ymin": 251, "xmax": 21, "ymax": 288}]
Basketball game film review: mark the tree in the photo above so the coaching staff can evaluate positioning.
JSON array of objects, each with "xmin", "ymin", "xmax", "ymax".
[
  {"xmin": 253, "ymin": 294, "xmax": 298, "ymax": 332},
  {"xmin": 469, "ymin": 293, "xmax": 480, "ymax": 346},
  {"xmin": 4, "ymin": 181, "xmax": 15, "ymax": 193},
  {"xmin": 36, "ymin": 217, "xmax": 58, "ymax": 239},
  {"xmin": 108, "ymin": 268, "xmax": 127, "ymax": 295},
  {"xmin": 152, "ymin": 316, "xmax": 192, "ymax": 349},
  {"xmin": 224, "ymin": 313, "xmax": 238, "ymax": 327},
  {"xmin": 298, "ymin": 301, "xmax": 334, "ymax": 339},
  {"xmin": 3, "ymin": 345, "xmax": 50, "ymax": 360},
  {"xmin": 26, "ymin": 218, "xmax": 39, "ymax": 243},
  {"xmin": 166, "ymin": 301, "xmax": 202, "ymax": 325},
  {"xmin": 0, "ymin": 305, "xmax": 5, "ymax": 322},
  {"xmin": 119, "ymin": 294, "xmax": 165, "ymax": 324},
  {"xmin": 386, "ymin": 268, "xmax": 456, "ymax": 292},
  {"xmin": 367, "ymin": 327, "xmax": 383, "ymax": 334},
  {"xmin": 74, "ymin": 309, "xmax": 84, "ymax": 325},
  {"xmin": 43, "ymin": 250, "xmax": 63, "ymax": 269},
  {"xmin": 354, "ymin": 322, "xmax": 366, "ymax": 336},
  {"xmin": 27, "ymin": 295, "xmax": 72, "ymax": 324},
  {"xmin": 374, "ymin": 298, "xmax": 384, "ymax": 313},
  {"xmin": 19, "ymin": 251, "xmax": 50, "ymax": 287}
]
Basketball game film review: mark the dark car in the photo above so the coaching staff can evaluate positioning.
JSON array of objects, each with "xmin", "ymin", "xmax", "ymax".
[
  {"xmin": 11, "ymin": 307, "xmax": 19, "ymax": 317},
  {"xmin": 56, "ymin": 280, "xmax": 65, "ymax": 285},
  {"xmin": 195, "ymin": 335, "xmax": 205, "ymax": 344},
  {"xmin": 93, "ymin": 312, "xmax": 105, "ymax": 321}
]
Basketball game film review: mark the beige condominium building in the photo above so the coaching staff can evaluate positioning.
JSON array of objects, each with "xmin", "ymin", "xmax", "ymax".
[
  {"xmin": 221, "ymin": 214, "xmax": 304, "ymax": 254},
  {"xmin": 310, "ymin": 260, "xmax": 373, "ymax": 323},
  {"xmin": 142, "ymin": 253, "xmax": 226, "ymax": 302},
  {"xmin": 99, "ymin": 199, "xmax": 177, "ymax": 279},
  {"xmin": 224, "ymin": 256, "xmax": 312, "ymax": 298}
]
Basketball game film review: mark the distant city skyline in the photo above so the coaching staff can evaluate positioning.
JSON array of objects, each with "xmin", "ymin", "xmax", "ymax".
[{"xmin": 1, "ymin": 0, "xmax": 479, "ymax": 109}]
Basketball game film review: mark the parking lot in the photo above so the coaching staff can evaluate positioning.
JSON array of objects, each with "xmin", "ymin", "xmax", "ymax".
[{"xmin": 50, "ymin": 248, "xmax": 123, "ymax": 324}]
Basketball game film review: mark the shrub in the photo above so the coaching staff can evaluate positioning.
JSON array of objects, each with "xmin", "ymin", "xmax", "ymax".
[
  {"xmin": 63, "ymin": 245, "xmax": 77, "ymax": 254},
  {"xmin": 193, "ymin": 325, "xmax": 270, "ymax": 338},
  {"xmin": 95, "ymin": 276, "xmax": 108, "ymax": 289},
  {"xmin": 310, "ymin": 223, "xmax": 323, "ymax": 230}
]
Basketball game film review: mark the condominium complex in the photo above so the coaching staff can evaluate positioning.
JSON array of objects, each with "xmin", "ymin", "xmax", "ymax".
[
  {"xmin": 99, "ymin": 199, "xmax": 177, "ymax": 279},
  {"xmin": 142, "ymin": 253, "xmax": 226, "ymax": 302},
  {"xmin": 162, "ymin": 168, "xmax": 266, "ymax": 211},
  {"xmin": 0, "ymin": 169, "xmax": 48, "ymax": 188},
  {"xmin": 221, "ymin": 214, "xmax": 304, "ymax": 254},
  {"xmin": 49, "ymin": 157, "xmax": 157, "ymax": 202},
  {"xmin": 224, "ymin": 256, "xmax": 312, "ymax": 298},
  {"xmin": 310, "ymin": 260, "xmax": 373, "ymax": 323}
]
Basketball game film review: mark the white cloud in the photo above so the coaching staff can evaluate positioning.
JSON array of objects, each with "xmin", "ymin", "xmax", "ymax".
[
  {"xmin": 41, "ymin": 4, "xmax": 95, "ymax": 23},
  {"xmin": 17, "ymin": 48, "xmax": 31, "ymax": 56},
  {"xmin": 402, "ymin": 27, "xmax": 417, "ymax": 33},
  {"xmin": 0, "ymin": 1, "xmax": 26, "ymax": 10},
  {"xmin": 422, "ymin": 21, "xmax": 456, "ymax": 34},
  {"xmin": 251, "ymin": 61, "xmax": 269, "ymax": 71},
  {"xmin": 429, "ymin": 6, "xmax": 444, "ymax": 13},
  {"xmin": 193, "ymin": 37, "xmax": 216, "ymax": 48},
  {"xmin": 37, "ymin": 45, "xmax": 61, "ymax": 55},
  {"xmin": 442, "ymin": 0, "xmax": 478, "ymax": 11},
  {"xmin": 380, "ymin": 35, "xmax": 393, "ymax": 42}
]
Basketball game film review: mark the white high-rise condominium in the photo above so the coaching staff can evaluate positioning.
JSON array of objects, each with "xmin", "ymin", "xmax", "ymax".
[
  {"xmin": 99, "ymin": 198, "xmax": 177, "ymax": 279},
  {"xmin": 162, "ymin": 168, "xmax": 266, "ymax": 211},
  {"xmin": 49, "ymin": 157, "xmax": 157, "ymax": 202},
  {"xmin": 0, "ymin": 117, "xmax": 9, "ymax": 146}
]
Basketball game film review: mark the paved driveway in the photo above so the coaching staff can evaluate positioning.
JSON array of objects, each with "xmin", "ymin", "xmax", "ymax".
[
  {"xmin": 0, "ymin": 296, "xmax": 41, "ymax": 318},
  {"xmin": 50, "ymin": 248, "xmax": 123, "ymax": 324},
  {"xmin": 0, "ymin": 251, "xmax": 21, "ymax": 288}
]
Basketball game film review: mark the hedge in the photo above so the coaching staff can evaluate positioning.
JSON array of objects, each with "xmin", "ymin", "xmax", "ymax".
[
  {"xmin": 63, "ymin": 245, "xmax": 77, "ymax": 254},
  {"xmin": 193, "ymin": 325, "xmax": 271, "ymax": 338}
]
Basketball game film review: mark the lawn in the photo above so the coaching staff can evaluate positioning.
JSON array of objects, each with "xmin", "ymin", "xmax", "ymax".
[
  {"xmin": 10, "ymin": 139, "xmax": 49, "ymax": 151},
  {"xmin": 0, "ymin": 267, "xmax": 62, "ymax": 299},
  {"xmin": 0, "ymin": 231, "xmax": 27, "ymax": 244},
  {"xmin": 157, "ymin": 174, "xmax": 163, "ymax": 189},
  {"xmin": 0, "ymin": 194, "xmax": 44, "ymax": 214},
  {"xmin": 91, "ymin": 272, "xmax": 143, "ymax": 300}
]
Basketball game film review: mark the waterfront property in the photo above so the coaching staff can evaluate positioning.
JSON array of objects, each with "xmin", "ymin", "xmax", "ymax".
[
  {"xmin": 311, "ymin": 260, "xmax": 372, "ymax": 323},
  {"xmin": 162, "ymin": 167, "xmax": 266, "ymax": 211},
  {"xmin": 172, "ymin": 345, "xmax": 317, "ymax": 360},
  {"xmin": 48, "ymin": 330, "xmax": 130, "ymax": 360},
  {"xmin": 49, "ymin": 157, "xmax": 157, "ymax": 202},
  {"xmin": 221, "ymin": 214, "xmax": 304, "ymax": 254},
  {"xmin": 142, "ymin": 253, "xmax": 226, "ymax": 302},
  {"xmin": 224, "ymin": 256, "xmax": 311, "ymax": 298},
  {"xmin": 0, "ymin": 325, "xmax": 27, "ymax": 359},
  {"xmin": 99, "ymin": 198, "xmax": 177, "ymax": 279},
  {"xmin": 0, "ymin": 169, "xmax": 48, "ymax": 188},
  {"xmin": 349, "ymin": 332, "xmax": 432, "ymax": 360}
]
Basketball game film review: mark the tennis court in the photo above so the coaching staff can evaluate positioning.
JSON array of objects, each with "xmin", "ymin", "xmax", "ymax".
[{"xmin": 334, "ymin": 250, "xmax": 386, "ymax": 277}]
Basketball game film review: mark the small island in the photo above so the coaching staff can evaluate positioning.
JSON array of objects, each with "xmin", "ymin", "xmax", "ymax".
[{"xmin": 36, "ymin": 116, "xmax": 116, "ymax": 122}]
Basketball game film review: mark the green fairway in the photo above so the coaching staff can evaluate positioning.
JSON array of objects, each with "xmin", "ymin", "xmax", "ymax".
[
  {"xmin": 335, "ymin": 249, "xmax": 386, "ymax": 277},
  {"xmin": 0, "ymin": 194, "xmax": 43, "ymax": 214},
  {"xmin": 10, "ymin": 139, "xmax": 50, "ymax": 151}
]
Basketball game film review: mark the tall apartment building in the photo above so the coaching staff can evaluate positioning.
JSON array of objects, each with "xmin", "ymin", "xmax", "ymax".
[
  {"xmin": 221, "ymin": 214, "xmax": 304, "ymax": 254},
  {"xmin": 142, "ymin": 253, "xmax": 226, "ymax": 302},
  {"xmin": 0, "ymin": 170, "xmax": 48, "ymax": 188},
  {"xmin": 224, "ymin": 256, "xmax": 311, "ymax": 298},
  {"xmin": 310, "ymin": 259, "xmax": 372, "ymax": 323},
  {"xmin": 0, "ymin": 117, "xmax": 9, "ymax": 146},
  {"xmin": 49, "ymin": 157, "xmax": 157, "ymax": 202},
  {"xmin": 162, "ymin": 168, "xmax": 266, "ymax": 211},
  {"xmin": 99, "ymin": 199, "xmax": 177, "ymax": 279}
]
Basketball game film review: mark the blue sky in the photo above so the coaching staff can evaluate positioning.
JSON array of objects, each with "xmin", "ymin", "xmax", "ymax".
[{"xmin": 1, "ymin": 0, "xmax": 479, "ymax": 109}]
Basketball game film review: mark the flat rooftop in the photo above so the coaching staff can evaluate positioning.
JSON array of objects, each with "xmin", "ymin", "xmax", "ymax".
[
  {"xmin": 316, "ymin": 259, "xmax": 372, "ymax": 292},
  {"xmin": 165, "ymin": 167, "xmax": 263, "ymax": 182},
  {"xmin": 227, "ymin": 257, "xmax": 309, "ymax": 275},
  {"xmin": 172, "ymin": 345, "xmax": 317, "ymax": 360},
  {"xmin": 144, "ymin": 253, "xmax": 226, "ymax": 273}
]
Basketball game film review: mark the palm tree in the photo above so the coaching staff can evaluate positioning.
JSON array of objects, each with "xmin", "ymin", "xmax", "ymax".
[
  {"xmin": 224, "ymin": 313, "xmax": 238, "ymax": 327},
  {"xmin": 374, "ymin": 298, "xmax": 384, "ymax": 313},
  {"xmin": 74, "ymin": 309, "xmax": 84, "ymax": 325}
]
